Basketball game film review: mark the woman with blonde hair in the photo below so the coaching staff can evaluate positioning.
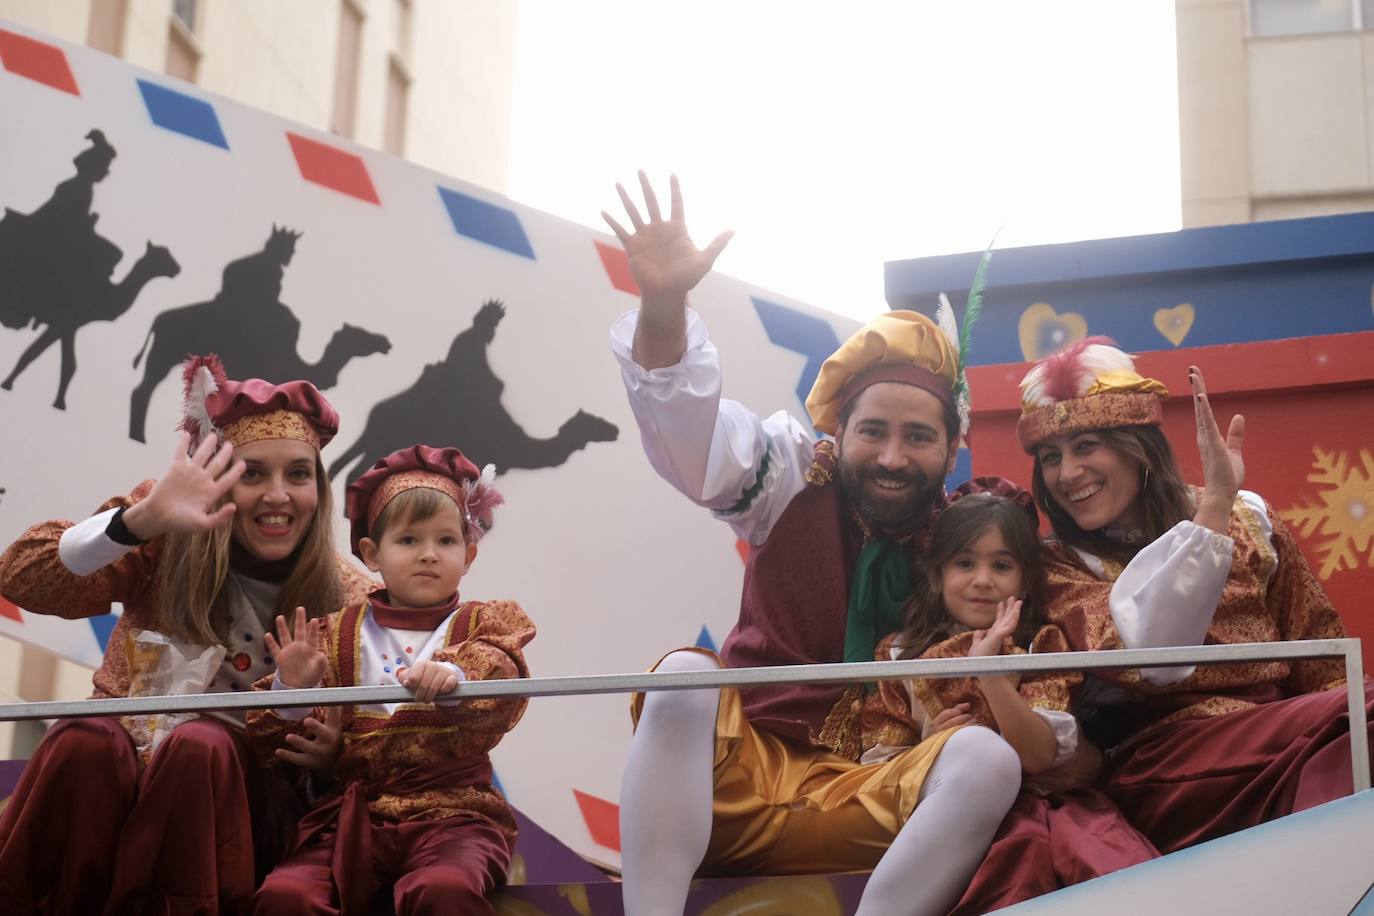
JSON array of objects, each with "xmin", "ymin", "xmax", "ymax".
[
  {"xmin": 1018, "ymin": 336, "xmax": 1367, "ymax": 853},
  {"xmin": 0, "ymin": 355, "xmax": 373, "ymax": 914}
]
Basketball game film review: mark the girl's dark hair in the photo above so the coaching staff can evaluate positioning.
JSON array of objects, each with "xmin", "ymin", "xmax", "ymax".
[
  {"xmin": 1030, "ymin": 425, "xmax": 1193, "ymax": 565},
  {"xmin": 897, "ymin": 492, "xmax": 1044, "ymax": 659}
]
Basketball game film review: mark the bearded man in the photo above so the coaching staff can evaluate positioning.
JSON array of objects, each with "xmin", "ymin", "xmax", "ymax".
[{"xmin": 605, "ymin": 174, "xmax": 1021, "ymax": 916}]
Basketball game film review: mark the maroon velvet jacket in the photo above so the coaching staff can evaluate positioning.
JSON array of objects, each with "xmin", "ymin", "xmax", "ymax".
[{"xmin": 719, "ymin": 440, "xmax": 943, "ymax": 759}]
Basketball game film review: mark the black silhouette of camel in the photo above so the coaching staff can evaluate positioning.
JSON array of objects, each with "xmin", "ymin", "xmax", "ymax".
[
  {"xmin": 128, "ymin": 226, "xmax": 392, "ymax": 441},
  {"xmin": 0, "ymin": 130, "xmax": 182, "ymax": 410},
  {"xmin": 0, "ymin": 130, "xmax": 121, "ymax": 331},
  {"xmin": 3, "ymin": 242, "xmax": 181, "ymax": 409},
  {"xmin": 329, "ymin": 300, "xmax": 619, "ymax": 483}
]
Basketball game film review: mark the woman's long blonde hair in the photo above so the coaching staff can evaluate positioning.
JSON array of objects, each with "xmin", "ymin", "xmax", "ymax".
[{"xmin": 155, "ymin": 454, "xmax": 342, "ymax": 645}]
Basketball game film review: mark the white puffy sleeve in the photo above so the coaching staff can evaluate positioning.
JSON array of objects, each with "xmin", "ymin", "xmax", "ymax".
[
  {"xmin": 58, "ymin": 508, "xmax": 137, "ymax": 575},
  {"xmin": 1108, "ymin": 490, "xmax": 1273, "ymax": 686},
  {"xmin": 1033, "ymin": 708, "xmax": 1080, "ymax": 766},
  {"xmin": 611, "ymin": 308, "xmax": 818, "ymax": 545}
]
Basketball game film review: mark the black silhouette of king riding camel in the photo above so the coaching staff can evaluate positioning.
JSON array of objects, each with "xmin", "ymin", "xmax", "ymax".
[
  {"xmin": 0, "ymin": 130, "xmax": 181, "ymax": 410},
  {"xmin": 330, "ymin": 300, "xmax": 619, "ymax": 482},
  {"xmin": 128, "ymin": 226, "xmax": 392, "ymax": 441}
]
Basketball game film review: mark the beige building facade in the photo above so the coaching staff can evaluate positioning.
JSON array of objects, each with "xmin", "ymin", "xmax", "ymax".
[
  {"xmin": 1178, "ymin": 0, "xmax": 1374, "ymax": 226},
  {"xmin": 0, "ymin": 0, "xmax": 518, "ymax": 756},
  {"xmin": 0, "ymin": 0, "xmax": 517, "ymax": 191}
]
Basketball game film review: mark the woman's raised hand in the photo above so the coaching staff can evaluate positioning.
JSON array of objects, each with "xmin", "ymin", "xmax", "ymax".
[
  {"xmin": 266, "ymin": 606, "xmax": 327, "ymax": 689},
  {"xmin": 602, "ymin": 172, "xmax": 733, "ymax": 312},
  {"xmin": 1190, "ymin": 366, "xmax": 1245, "ymax": 533},
  {"xmin": 122, "ymin": 432, "xmax": 244, "ymax": 540},
  {"xmin": 967, "ymin": 598, "xmax": 1022, "ymax": 658}
]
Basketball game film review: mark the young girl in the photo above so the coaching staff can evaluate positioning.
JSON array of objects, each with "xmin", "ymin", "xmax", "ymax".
[
  {"xmin": 248, "ymin": 444, "xmax": 535, "ymax": 916},
  {"xmin": 0, "ymin": 355, "xmax": 371, "ymax": 914},
  {"xmin": 875, "ymin": 485, "xmax": 1074, "ymax": 774},
  {"xmin": 868, "ymin": 479, "xmax": 1158, "ymax": 913}
]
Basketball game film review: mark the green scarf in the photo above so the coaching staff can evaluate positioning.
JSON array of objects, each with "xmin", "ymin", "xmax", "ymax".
[{"xmin": 843, "ymin": 537, "xmax": 913, "ymax": 670}]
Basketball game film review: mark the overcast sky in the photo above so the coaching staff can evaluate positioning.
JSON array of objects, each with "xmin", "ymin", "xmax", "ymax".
[{"xmin": 508, "ymin": 1, "xmax": 1181, "ymax": 320}]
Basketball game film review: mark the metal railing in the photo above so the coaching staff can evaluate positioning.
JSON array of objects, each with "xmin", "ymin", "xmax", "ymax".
[{"xmin": 0, "ymin": 638, "xmax": 1367, "ymax": 792}]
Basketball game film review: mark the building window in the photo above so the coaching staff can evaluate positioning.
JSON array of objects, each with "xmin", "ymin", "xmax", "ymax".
[
  {"xmin": 384, "ymin": 55, "xmax": 410, "ymax": 155},
  {"xmin": 1250, "ymin": 0, "xmax": 1355, "ymax": 37},
  {"xmin": 173, "ymin": 0, "xmax": 198, "ymax": 33},
  {"xmin": 166, "ymin": 1, "xmax": 202, "ymax": 83},
  {"xmin": 333, "ymin": 0, "xmax": 365, "ymax": 137},
  {"xmin": 87, "ymin": 0, "xmax": 129, "ymax": 56}
]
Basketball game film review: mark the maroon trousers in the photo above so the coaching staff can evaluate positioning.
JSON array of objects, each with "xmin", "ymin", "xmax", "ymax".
[
  {"xmin": 253, "ymin": 815, "xmax": 511, "ymax": 916},
  {"xmin": 950, "ymin": 787, "xmax": 1159, "ymax": 914},
  {"xmin": 0, "ymin": 716, "xmax": 300, "ymax": 916},
  {"xmin": 1104, "ymin": 682, "xmax": 1374, "ymax": 853}
]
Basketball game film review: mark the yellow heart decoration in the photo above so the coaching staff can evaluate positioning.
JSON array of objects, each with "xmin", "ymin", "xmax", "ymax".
[
  {"xmin": 1018, "ymin": 303, "xmax": 1089, "ymax": 361},
  {"xmin": 1154, "ymin": 302, "xmax": 1195, "ymax": 347}
]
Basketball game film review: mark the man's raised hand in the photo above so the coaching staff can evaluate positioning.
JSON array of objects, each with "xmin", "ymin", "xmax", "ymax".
[{"xmin": 603, "ymin": 173, "xmax": 733, "ymax": 370}]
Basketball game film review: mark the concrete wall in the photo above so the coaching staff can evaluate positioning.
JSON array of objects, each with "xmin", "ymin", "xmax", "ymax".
[{"xmin": 1177, "ymin": 0, "xmax": 1374, "ymax": 226}]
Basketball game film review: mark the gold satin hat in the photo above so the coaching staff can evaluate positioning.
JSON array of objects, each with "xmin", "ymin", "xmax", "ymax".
[{"xmin": 805, "ymin": 310, "xmax": 959, "ymax": 436}]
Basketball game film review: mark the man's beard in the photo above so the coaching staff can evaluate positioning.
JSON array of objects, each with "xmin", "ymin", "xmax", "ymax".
[{"xmin": 838, "ymin": 456, "xmax": 945, "ymax": 534}]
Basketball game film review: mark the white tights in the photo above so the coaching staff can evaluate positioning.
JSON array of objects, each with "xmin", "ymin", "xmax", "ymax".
[
  {"xmin": 854, "ymin": 725, "xmax": 1021, "ymax": 916},
  {"xmin": 619, "ymin": 650, "xmax": 1021, "ymax": 916},
  {"xmin": 619, "ymin": 650, "xmax": 721, "ymax": 916}
]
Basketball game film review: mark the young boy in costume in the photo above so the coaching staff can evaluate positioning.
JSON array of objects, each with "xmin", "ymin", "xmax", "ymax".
[{"xmin": 249, "ymin": 444, "xmax": 535, "ymax": 916}]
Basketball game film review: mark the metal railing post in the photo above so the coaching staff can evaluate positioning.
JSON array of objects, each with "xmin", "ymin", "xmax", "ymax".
[{"xmin": 1343, "ymin": 641, "xmax": 1370, "ymax": 793}]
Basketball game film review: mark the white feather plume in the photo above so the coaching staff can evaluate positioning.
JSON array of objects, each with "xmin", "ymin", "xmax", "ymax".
[
  {"xmin": 180, "ymin": 361, "xmax": 222, "ymax": 446},
  {"xmin": 934, "ymin": 292, "xmax": 960, "ymax": 352}
]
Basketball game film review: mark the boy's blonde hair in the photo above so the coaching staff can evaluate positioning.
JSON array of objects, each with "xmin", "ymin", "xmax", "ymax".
[{"xmin": 368, "ymin": 486, "xmax": 468, "ymax": 545}]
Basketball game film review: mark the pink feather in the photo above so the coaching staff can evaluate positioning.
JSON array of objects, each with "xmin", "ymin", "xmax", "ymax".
[
  {"xmin": 461, "ymin": 464, "xmax": 505, "ymax": 541},
  {"xmin": 1038, "ymin": 335, "xmax": 1117, "ymax": 402},
  {"xmin": 178, "ymin": 354, "xmax": 228, "ymax": 445}
]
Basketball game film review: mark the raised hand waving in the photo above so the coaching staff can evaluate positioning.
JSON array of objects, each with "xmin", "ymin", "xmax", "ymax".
[
  {"xmin": 603, "ymin": 172, "xmax": 733, "ymax": 370},
  {"xmin": 121, "ymin": 431, "xmax": 245, "ymax": 541}
]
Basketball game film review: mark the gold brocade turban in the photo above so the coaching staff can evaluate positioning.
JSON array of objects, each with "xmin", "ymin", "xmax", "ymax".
[
  {"xmin": 1016, "ymin": 336, "xmax": 1169, "ymax": 452},
  {"xmin": 805, "ymin": 310, "xmax": 960, "ymax": 436}
]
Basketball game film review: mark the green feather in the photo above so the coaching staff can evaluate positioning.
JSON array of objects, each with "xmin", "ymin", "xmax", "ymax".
[
  {"xmin": 951, "ymin": 235, "xmax": 997, "ymax": 410},
  {"xmin": 960, "ymin": 237, "xmax": 996, "ymax": 363}
]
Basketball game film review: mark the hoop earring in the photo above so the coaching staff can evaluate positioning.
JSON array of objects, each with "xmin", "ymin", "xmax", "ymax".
[{"xmin": 1141, "ymin": 466, "xmax": 1150, "ymax": 493}]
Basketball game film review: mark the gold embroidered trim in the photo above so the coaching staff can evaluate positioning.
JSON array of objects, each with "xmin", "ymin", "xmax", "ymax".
[
  {"xmin": 1017, "ymin": 392, "xmax": 1163, "ymax": 452},
  {"xmin": 222, "ymin": 409, "xmax": 320, "ymax": 449},
  {"xmin": 367, "ymin": 472, "xmax": 465, "ymax": 529},
  {"xmin": 806, "ymin": 439, "xmax": 837, "ymax": 488},
  {"xmin": 813, "ymin": 683, "xmax": 865, "ymax": 759}
]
